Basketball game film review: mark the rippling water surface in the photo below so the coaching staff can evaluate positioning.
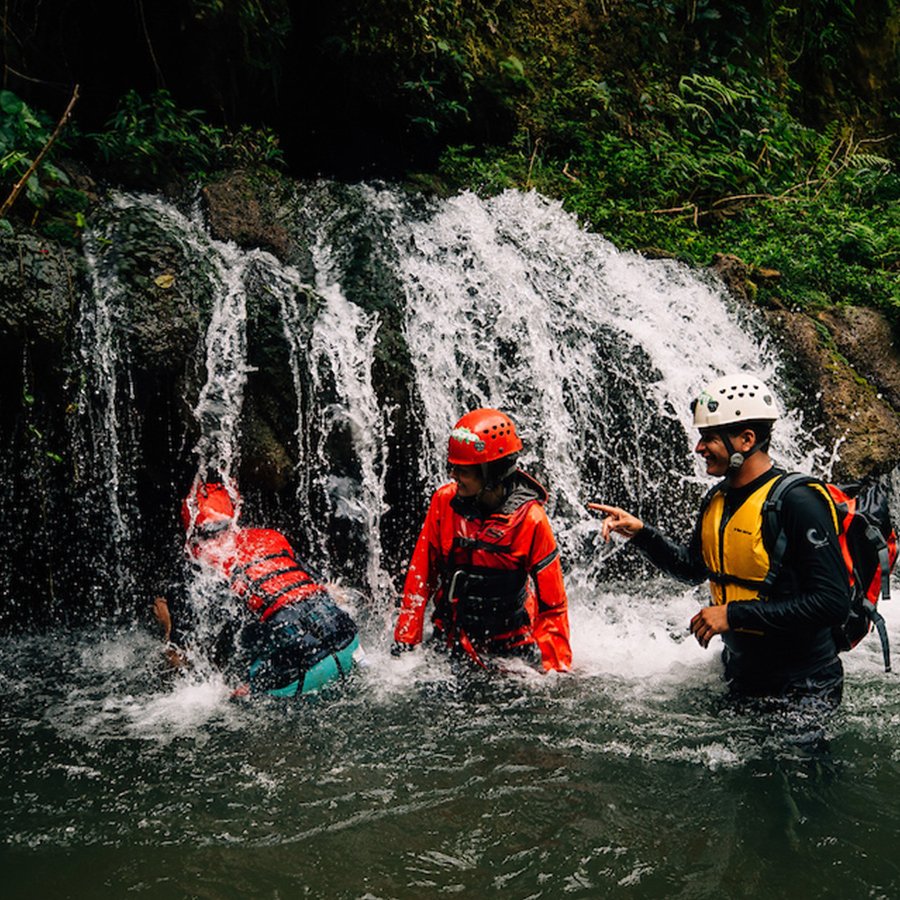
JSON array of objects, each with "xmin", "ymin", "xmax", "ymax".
[{"xmin": 5, "ymin": 578, "xmax": 900, "ymax": 900}]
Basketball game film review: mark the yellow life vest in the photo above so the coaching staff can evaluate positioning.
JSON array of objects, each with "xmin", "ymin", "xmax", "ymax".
[{"xmin": 700, "ymin": 474, "xmax": 837, "ymax": 606}]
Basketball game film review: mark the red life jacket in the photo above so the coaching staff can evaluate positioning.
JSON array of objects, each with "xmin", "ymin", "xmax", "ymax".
[
  {"xmin": 192, "ymin": 527, "xmax": 325, "ymax": 621},
  {"xmin": 441, "ymin": 499, "xmax": 536, "ymax": 647}
]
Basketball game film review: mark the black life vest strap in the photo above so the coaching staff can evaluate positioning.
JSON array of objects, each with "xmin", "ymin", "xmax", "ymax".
[
  {"xmin": 866, "ymin": 523, "xmax": 893, "ymax": 602},
  {"xmin": 230, "ymin": 551, "xmax": 295, "ymax": 581},
  {"xmin": 758, "ymin": 472, "xmax": 812, "ymax": 596},
  {"xmin": 256, "ymin": 577, "xmax": 318, "ymax": 619},
  {"xmin": 452, "ymin": 535, "xmax": 513, "ymax": 554},
  {"xmin": 242, "ymin": 564, "xmax": 304, "ymax": 590},
  {"xmin": 869, "ymin": 605, "xmax": 892, "ymax": 672},
  {"xmin": 707, "ymin": 571, "xmax": 769, "ymax": 591}
]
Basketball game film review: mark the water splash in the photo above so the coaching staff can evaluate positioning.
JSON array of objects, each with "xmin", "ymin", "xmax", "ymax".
[{"xmin": 107, "ymin": 191, "xmax": 397, "ymax": 605}]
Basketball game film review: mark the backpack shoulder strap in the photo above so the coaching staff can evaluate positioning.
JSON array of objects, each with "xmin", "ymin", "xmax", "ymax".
[{"xmin": 759, "ymin": 472, "xmax": 822, "ymax": 594}]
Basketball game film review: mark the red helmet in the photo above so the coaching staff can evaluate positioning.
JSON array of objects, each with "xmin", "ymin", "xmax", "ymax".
[
  {"xmin": 448, "ymin": 408, "xmax": 523, "ymax": 466},
  {"xmin": 181, "ymin": 481, "xmax": 239, "ymax": 535}
]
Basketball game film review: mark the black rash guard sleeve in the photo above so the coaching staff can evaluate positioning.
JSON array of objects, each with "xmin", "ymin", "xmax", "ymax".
[
  {"xmin": 630, "ymin": 518, "xmax": 708, "ymax": 585},
  {"xmin": 726, "ymin": 484, "xmax": 851, "ymax": 633}
]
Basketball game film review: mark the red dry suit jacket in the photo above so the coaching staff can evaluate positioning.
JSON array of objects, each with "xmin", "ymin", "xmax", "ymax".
[
  {"xmin": 394, "ymin": 473, "xmax": 572, "ymax": 671},
  {"xmin": 192, "ymin": 527, "xmax": 324, "ymax": 620}
]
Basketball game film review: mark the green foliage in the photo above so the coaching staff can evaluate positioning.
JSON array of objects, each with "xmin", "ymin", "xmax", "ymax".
[
  {"xmin": 345, "ymin": 0, "xmax": 528, "ymax": 137},
  {"xmin": 430, "ymin": 0, "xmax": 898, "ymax": 325},
  {"xmin": 0, "ymin": 89, "xmax": 89, "ymax": 242},
  {"xmin": 91, "ymin": 89, "xmax": 284, "ymax": 180},
  {"xmin": 0, "ymin": 89, "xmax": 66, "ymax": 210}
]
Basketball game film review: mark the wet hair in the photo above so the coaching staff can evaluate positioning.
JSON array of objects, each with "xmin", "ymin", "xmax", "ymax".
[{"xmin": 723, "ymin": 419, "xmax": 773, "ymax": 452}]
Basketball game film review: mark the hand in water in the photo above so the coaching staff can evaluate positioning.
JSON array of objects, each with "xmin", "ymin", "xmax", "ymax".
[
  {"xmin": 587, "ymin": 503, "xmax": 644, "ymax": 541},
  {"xmin": 153, "ymin": 596, "xmax": 190, "ymax": 669}
]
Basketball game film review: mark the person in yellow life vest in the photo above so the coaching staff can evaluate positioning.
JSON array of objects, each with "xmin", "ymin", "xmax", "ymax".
[
  {"xmin": 393, "ymin": 408, "xmax": 572, "ymax": 673},
  {"xmin": 591, "ymin": 374, "xmax": 851, "ymax": 706}
]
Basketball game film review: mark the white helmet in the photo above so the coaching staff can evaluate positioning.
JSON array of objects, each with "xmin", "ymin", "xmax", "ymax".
[{"xmin": 691, "ymin": 374, "xmax": 779, "ymax": 428}]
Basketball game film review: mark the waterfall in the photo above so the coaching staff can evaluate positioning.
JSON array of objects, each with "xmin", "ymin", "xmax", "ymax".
[
  {"xmin": 65, "ymin": 182, "xmax": 844, "ymax": 639},
  {"xmin": 74, "ymin": 211, "xmax": 142, "ymax": 612},
  {"xmin": 73, "ymin": 190, "xmax": 396, "ymax": 611},
  {"xmin": 306, "ymin": 241, "xmax": 391, "ymax": 598},
  {"xmin": 287, "ymin": 184, "xmax": 835, "ymax": 587}
]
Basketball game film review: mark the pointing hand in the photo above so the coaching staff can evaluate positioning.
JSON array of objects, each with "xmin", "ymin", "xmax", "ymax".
[{"xmin": 587, "ymin": 503, "xmax": 644, "ymax": 542}]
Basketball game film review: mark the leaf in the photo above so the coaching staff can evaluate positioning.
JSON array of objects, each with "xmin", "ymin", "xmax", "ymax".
[
  {"xmin": 501, "ymin": 55, "xmax": 526, "ymax": 77},
  {"xmin": 154, "ymin": 273, "xmax": 176, "ymax": 289},
  {"xmin": 0, "ymin": 90, "xmax": 23, "ymax": 115},
  {"xmin": 25, "ymin": 174, "xmax": 48, "ymax": 208}
]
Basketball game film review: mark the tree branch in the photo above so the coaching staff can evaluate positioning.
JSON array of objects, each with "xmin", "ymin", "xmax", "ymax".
[{"xmin": 0, "ymin": 83, "xmax": 80, "ymax": 220}]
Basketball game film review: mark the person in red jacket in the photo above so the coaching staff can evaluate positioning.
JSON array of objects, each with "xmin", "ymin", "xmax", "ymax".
[
  {"xmin": 154, "ymin": 480, "xmax": 360, "ymax": 697},
  {"xmin": 392, "ymin": 408, "xmax": 572, "ymax": 672}
]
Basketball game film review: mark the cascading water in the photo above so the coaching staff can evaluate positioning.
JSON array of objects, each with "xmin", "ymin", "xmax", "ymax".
[
  {"xmin": 78, "ymin": 189, "xmax": 398, "ymax": 651},
  {"xmin": 73, "ymin": 209, "xmax": 145, "ymax": 612},
  {"xmin": 6, "ymin": 182, "xmax": 900, "ymax": 899},
  {"xmin": 304, "ymin": 232, "xmax": 391, "ymax": 598}
]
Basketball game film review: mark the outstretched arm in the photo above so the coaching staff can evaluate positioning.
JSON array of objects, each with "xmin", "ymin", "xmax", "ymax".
[{"xmin": 589, "ymin": 502, "xmax": 708, "ymax": 585}]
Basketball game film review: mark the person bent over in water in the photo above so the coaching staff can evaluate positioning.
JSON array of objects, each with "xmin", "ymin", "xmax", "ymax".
[
  {"xmin": 393, "ymin": 408, "xmax": 572, "ymax": 673},
  {"xmin": 590, "ymin": 374, "xmax": 850, "ymax": 713},
  {"xmin": 154, "ymin": 480, "xmax": 361, "ymax": 697}
]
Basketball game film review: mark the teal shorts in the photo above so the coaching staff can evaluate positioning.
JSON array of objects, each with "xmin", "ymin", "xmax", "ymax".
[{"xmin": 262, "ymin": 635, "xmax": 360, "ymax": 698}]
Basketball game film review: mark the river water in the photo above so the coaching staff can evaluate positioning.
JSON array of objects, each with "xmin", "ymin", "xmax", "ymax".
[
  {"xmin": 4, "ymin": 600, "xmax": 900, "ymax": 899},
  {"xmin": 4, "ymin": 185, "xmax": 900, "ymax": 898}
]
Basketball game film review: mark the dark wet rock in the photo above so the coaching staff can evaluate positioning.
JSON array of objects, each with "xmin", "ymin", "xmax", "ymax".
[
  {"xmin": 88, "ymin": 202, "xmax": 213, "ymax": 372},
  {"xmin": 708, "ymin": 253, "xmax": 900, "ymax": 481},
  {"xmin": 0, "ymin": 233, "xmax": 83, "ymax": 347},
  {"xmin": 203, "ymin": 168, "xmax": 295, "ymax": 263},
  {"xmin": 709, "ymin": 253, "xmax": 786, "ymax": 310},
  {"xmin": 709, "ymin": 253, "xmax": 753, "ymax": 303},
  {"xmin": 241, "ymin": 399, "xmax": 295, "ymax": 492},
  {"xmin": 765, "ymin": 309, "xmax": 900, "ymax": 480},
  {"xmin": 817, "ymin": 306, "xmax": 900, "ymax": 414}
]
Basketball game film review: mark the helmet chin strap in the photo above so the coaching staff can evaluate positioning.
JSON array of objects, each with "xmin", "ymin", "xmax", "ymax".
[{"xmin": 721, "ymin": 432, "xmax": 759, "ymax": 475}]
